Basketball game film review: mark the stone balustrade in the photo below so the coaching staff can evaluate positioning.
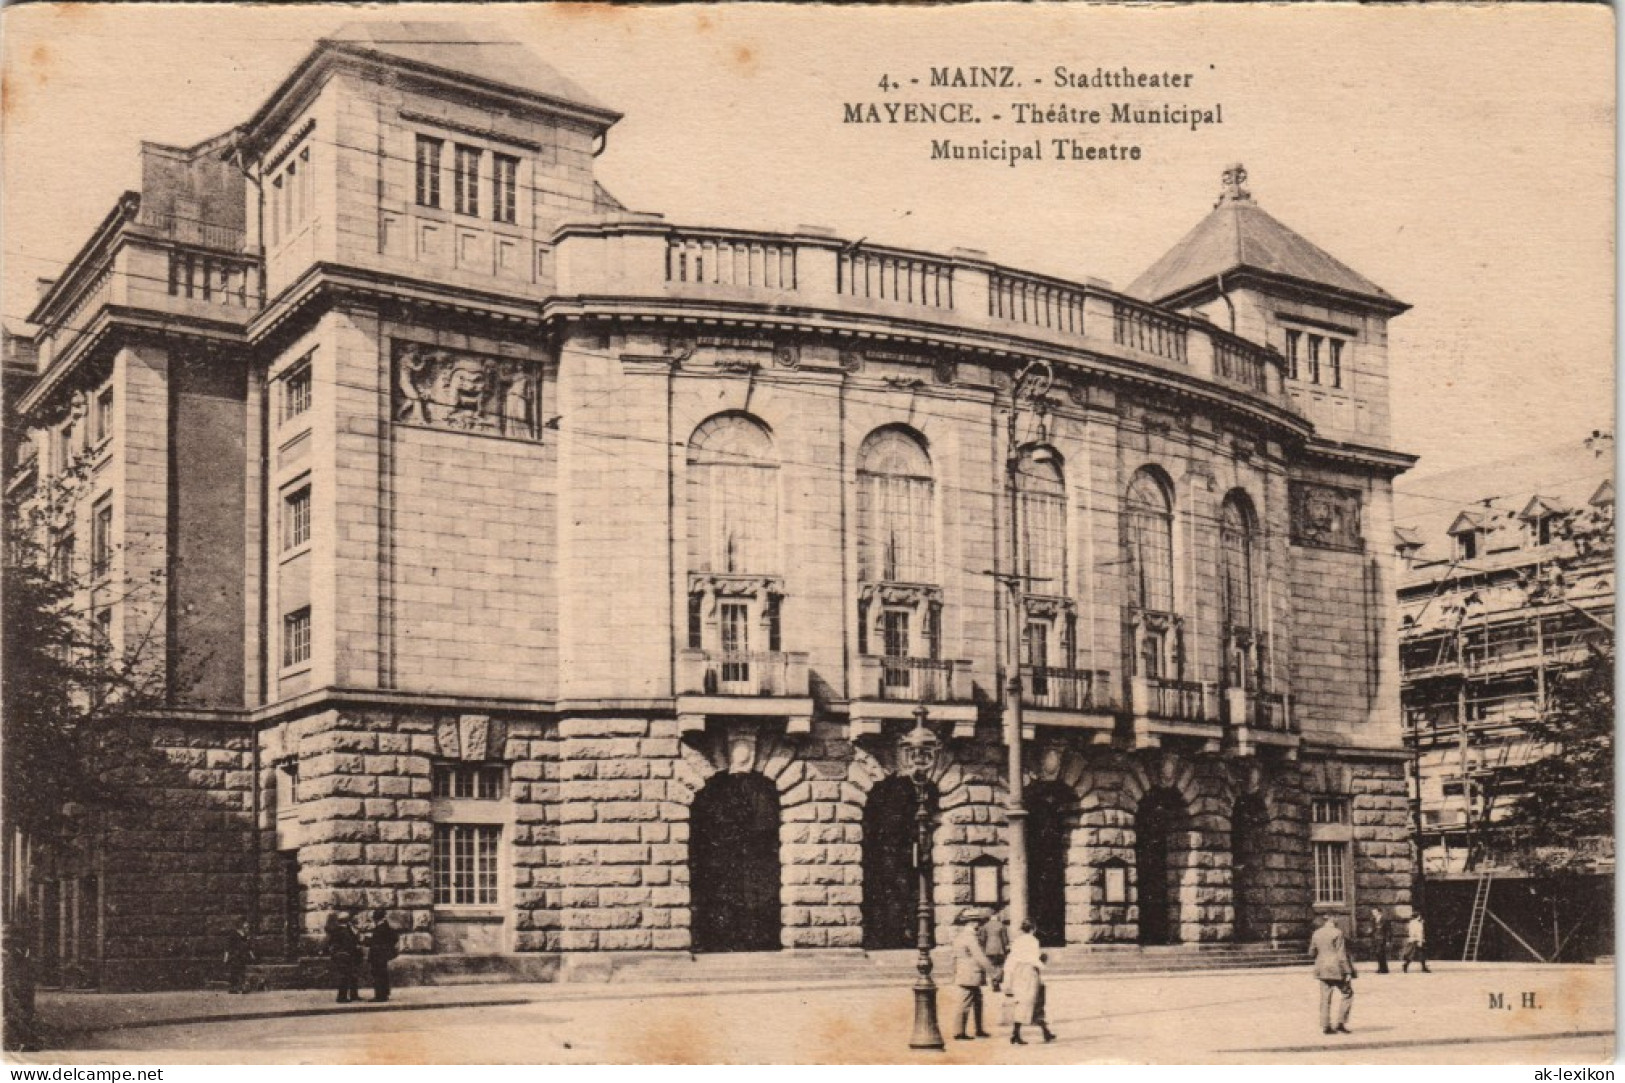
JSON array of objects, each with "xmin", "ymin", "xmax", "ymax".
[{"xmin": 549, "ymin": 220, "xmax": 1287, "ymax": 405}]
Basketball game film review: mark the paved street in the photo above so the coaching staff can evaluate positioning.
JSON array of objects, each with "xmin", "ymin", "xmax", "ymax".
[{"xmin": 19, "ymin": 962, "xmax": 1613, "ymax": 1064}]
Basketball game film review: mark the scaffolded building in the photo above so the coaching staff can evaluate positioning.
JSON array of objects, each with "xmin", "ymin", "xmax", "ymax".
[{"xmin": 1395, "ymin": 440, "xmax": 1614, "ymax": 960}]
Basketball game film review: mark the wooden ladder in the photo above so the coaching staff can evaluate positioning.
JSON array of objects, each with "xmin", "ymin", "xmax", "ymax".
[{"xmin": 1462, "ymin": 870, "xmax": 1494, "ymax": 961}]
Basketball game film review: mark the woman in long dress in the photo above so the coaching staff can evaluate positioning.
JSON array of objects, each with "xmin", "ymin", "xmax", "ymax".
[{"xmin": 1002, "ymin": 919, "xmax": 1055, "ymax": 1044}]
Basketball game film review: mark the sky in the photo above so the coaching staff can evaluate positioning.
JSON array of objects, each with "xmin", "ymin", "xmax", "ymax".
[{"xmin": 1, "ymin": 3, "xmax": 1614, "ymax": 481}]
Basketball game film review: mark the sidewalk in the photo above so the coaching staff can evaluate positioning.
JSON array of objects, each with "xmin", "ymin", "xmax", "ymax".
[{"xmin": 22, "ymin": 961, "xmax": 1615, "ymax": 1064}]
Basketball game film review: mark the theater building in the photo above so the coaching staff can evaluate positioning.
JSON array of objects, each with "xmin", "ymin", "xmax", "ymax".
[{"xmin": 11, "ymin": 24, "xmax": 1417, "ymax": 989}]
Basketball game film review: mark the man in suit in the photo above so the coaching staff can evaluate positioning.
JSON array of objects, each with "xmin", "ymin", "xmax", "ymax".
[
  {"xmin": 1310, "ymin": 912, "xmax": 1356, "ymax": 1035},
  {"xmin": 1402, "ymin": 912, "xmax": 1431, "ymax": 973},
  {"xmin": 364, "ymin": 908, "xmax": 400, "ymax": 1003},
  {"xmin": 950, "ymin": 909, "xmax": 996, "ymax": 1040},
  {"xmin": 980, "ymin": 908, "xmax": 1010, "ymax": 991},
  {"xmin": 1369, "ymin": 907, "xmax": 1391, "ymax": 974}
]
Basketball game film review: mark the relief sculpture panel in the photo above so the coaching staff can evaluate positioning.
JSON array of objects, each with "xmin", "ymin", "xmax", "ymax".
[
  {"xmin": 1289, "ymin": 481, "xmax": 1364, "ymax": 551},
  {"xmin": 394, "ymin": 341, "xmax": 540, "ymax": 440}
]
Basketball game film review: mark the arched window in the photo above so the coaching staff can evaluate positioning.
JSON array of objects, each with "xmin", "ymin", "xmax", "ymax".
[
  {"xmin": 858, "ymin": 428, "xmax": 935, "ymax": 583},
  {"xmin": 1016, "ymin": 449, "xmax": 1066, "ymax": 594},
  {"xmin": 1220, "ymin": 493, "xmax": 1257, "ymax": 632},
  {"xmin": 1123, "ymin": 469, "xmax": 1175, "ymax": 613},
  {"xmin": 687, "ymin": 414, "xmax": 778, "ymax": 575}
]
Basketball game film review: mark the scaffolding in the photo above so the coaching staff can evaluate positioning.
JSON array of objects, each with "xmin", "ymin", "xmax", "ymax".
[{"xmin": 1401, "ymin": 596, "xmax": 1613, "ymax": 875}]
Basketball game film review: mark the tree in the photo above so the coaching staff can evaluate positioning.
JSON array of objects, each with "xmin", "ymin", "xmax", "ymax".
[
  {"xmin": 2, "ymin": 450, "xmax": 174, "ymax": 1046},
  {"xmin": 1498, "ymin": 430, "xmax": 1614, "ymax": 870}
]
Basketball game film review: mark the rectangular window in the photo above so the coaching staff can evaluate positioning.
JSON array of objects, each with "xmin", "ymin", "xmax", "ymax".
[
  {"xmin": 1284, "ymin": 329, "xmax": 1301, "ymax": 380},
  {"xmin": 765, "ymin": 594, "xmax": 782, "ymax": 654},
  {"xmin": 719, "ymin": 602, "xmax": 750, "ymax": 655},
  {"xmin": 269, "ymin": 178, "xmax": 283, "ymax": 246},
  {"xmin": 1328, "ymin": 339, "xmax": 1343, "ymax": 389},
  {"xmin": 492, "ymin": 153, "xmax": 518, "ymax": 225},
  {"xmin": 687, "ymin": 592, "xmax": 704, "ymax": 650},
  {"xmin": 50, "ymin": 529, "xmax": 74, "ymax": 583},
  {"xmin": 415, "ymin": 136, "xmax": 443, "ymax": 209},
  {"xmin": 92, "ymin": 387, "xmax": 114, "ymax": 446},
  {"xmin": 454, "ymin": 145, "xmax": 481, "ymax": 217},
  {"xmin": 433, "ymin": 823, "xmax": 501, "ymax": 906},
  {"xmin": 432, "ymin": 763, "xmax": 504, "ymax": 800},
  {"xmin": 925, "ymin": 602, "xmax": 942, "ymax": 662},
  {"xmin": 1023, "ymin": 620, "xmax": 1049, "ymax": 668},
  {"xmin": 1313, "ymin": 841, "xmax": 1349, "ymax": 904},
  {"xmin": 881, "ymin": 608, "xmax": 912, "ymax": 690},
  {"xmin": 282, "ymin": 607, "xmax": 311, "ymax": 669},
  {"xmin": 56, "ymin": 423, "xmax": 73, "ymax": 473},
  {"xmin": 1311, "ymin": 797, "xmax": 1351, "ymax": 825},
  {"xmin": 719, "ymin": 601, "xmax": 750, "ymax": 685},
  {"xmin": 90, "ymin": 499, "xmax": 113, "ymax": 580},
  {"xmin": 276, "ymin": 761, "xmax": 300, "ymax": 809},
  {"xmin": 284, "ymin": 160, "xmax": 297, "ymax": 234},
  {"xmin": 282, "ymin": 360, "xmax": 312, "ymax": 422},
  {"xmin": 882, "ymin": 609, "xmax": 911, "ymax": 659},
  {"xmin": 93, "ymin": 607, "xmax": 113, "ymax": 659},
  {"xmin": 283, "ymin": 486, "xmax": 311, "ymax": 551},
  {"xmin": 1306, "ymin": 335, "xmax": 1323, "ymax": 384}
]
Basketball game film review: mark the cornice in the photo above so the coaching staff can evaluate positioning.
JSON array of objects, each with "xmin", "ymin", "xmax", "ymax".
[
  {"xmin": 1301, "ymin": 436, "xmax": 1419, "ymax": 477},
  {"xmin": 16, "ymin": 308, "xmax": 249, "ymax": 418},
  {"xmin": 247, "ymin": 263, "xmax": 543, "ymax": 347},
  {"xmin": 546, "ymin": 301, "xmax": 1317, "ymax": 445}
]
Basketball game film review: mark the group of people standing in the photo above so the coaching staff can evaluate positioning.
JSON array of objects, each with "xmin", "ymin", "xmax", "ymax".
[
  {"xmin": 324, "ymin": 908, "xmax": 401, "ymax": 1004},
  {"xmin": 949, "ymin": 908, "xmax": 1055, "ymax": 1046},
  {"xmin": 1309, "ymin": 907, "xmax": 1430, "ymax": 1036}
]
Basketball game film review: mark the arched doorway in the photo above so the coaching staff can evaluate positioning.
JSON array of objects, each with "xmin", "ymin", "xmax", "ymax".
[
  {"xmin": 690, "ymin": 772, "xmax": 782, "ymax": 952},
  {"xmin": 862, "ymin": 776, "xmax": 935, "ymax": 949},
  {"xmin": 1027, "ymin": 782, "xmax": 1072, "ymax": 947},
  {"xmin": 1135, "ymin": 787, "xmax": 1190, "ymax": 945},
  {"xmin": 1232, "ymin": 794, "xmax": 1270, "ymax": 942}
]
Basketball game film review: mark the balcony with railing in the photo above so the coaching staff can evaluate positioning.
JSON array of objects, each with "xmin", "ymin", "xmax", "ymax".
[
  {"xmin": 1019, "ymin": 664, "xmax": 1117, "ymax": 741},
  {"xmin": 850, "ymin": 654, "xmax": 978, "ymax": 738},
  {"xmin": 1139, "ymin": 677, "xmax": 1219, "ymax": 724},
  {"xmin": 547, "ymin": 220, "xmax": 1290, "ymax": 410},
  {"xmin": 1217, "ymin": 626, "xmax": 1299, "ymax": 753},
  {"xmin": 675, "ymin": 647, "xmax": 814, "ymax": 735}
]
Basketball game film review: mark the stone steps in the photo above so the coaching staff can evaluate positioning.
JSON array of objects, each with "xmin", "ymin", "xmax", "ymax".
[{"xmin": 246, "ymin": 943, "xmax": 1309, "ymax": 991}]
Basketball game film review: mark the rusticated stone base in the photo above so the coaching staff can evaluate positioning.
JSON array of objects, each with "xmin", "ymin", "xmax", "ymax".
[{"xmin": 58, "ymin": 707, "xmax": 1409, "ymax": 989}]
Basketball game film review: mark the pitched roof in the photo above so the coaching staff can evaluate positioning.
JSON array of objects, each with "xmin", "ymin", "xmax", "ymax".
[
  {"xmin": 1128, "ymin": 165, "xmax": 1402, "ymax": 312},
  {"xmin": 1394, "ymin": 440, "xmax": 1615, "ymax": 580},
  {"xmin": 322, "ymin": 21, "xmax": 617, "ymax": 118}
]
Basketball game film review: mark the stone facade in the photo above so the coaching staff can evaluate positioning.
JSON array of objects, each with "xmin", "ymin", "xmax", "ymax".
[{"xmin": 12, "ymin": 24, "xmax": 1417, "ymax": 989}]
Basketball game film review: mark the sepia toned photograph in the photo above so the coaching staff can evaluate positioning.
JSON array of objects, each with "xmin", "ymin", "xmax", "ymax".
[{"xmin": 0, "ymin": 2, "xmax": 1614, "ymax": 1067}]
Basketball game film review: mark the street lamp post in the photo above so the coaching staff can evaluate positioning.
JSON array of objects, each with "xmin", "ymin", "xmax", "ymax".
[
  {"xmin": 901, "ymin": 705, "xmax": 944, "ymax": 1052},
  {"xmin": 999, "ymin": 360, "xmax": 1054, "ymax": 933}
]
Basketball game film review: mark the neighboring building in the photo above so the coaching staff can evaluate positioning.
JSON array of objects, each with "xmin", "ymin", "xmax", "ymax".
[
  {"xmin": 9, "ymin": 23, "xmax": 1417, "ymax": 989},
  {"xmin": 1395, "ymin": 440, "xmax": 1614, "ymax": 959}
]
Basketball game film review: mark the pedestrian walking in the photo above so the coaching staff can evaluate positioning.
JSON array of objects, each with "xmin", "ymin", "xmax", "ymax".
[
  {"xmin": 1368, "ymin": 907, "xmax": 1390, "ymax": 974},
  {"xmin": 950, "ymin": 908, "xmax": 996, "ymax": 1040},
  {"xmin": 980, "ymin": 908, "xmax": 1009, "ymax": 990},
  {"xmin": 326, "ymin": 911, "xmax": 361, "ymax": 1004},
  {"xmin": 1309, "ymin": 913, "xmax": 1356, "ymax": 1035},
  {"xmin": 1402, "ymin": 912, "xmax": 1431, "ymax": 973},
  {"xmin": 1001, "ymin": 919, "xmax": 1055, "ymax": 1045},
  {"xmin": 365, "ymin": 908, "xmax": 400, "ymax": 1003},
  {"xmin": 224, "ymin": 920, "xmax": 255, "ymax": 994}
]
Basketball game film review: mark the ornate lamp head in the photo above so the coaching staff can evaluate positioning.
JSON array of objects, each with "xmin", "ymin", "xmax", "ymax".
[{"xmin": 899, "ymin": 705, "xmax": 941, "ymax": 784}]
